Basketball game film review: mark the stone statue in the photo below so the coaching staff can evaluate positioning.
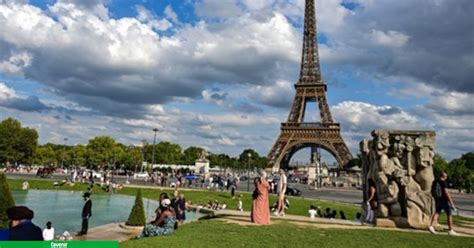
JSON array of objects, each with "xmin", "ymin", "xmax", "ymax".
[
  {"xmin": 199, "ymin": 149, "xmax": 209, "ymax": 161},
  {"xmin": 360, "ymin": 130, "xmax": 436, "ymax": 229}
]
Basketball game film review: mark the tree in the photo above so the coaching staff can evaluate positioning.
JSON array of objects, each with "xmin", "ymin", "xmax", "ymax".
[
  {"xmin": 433, "ymin": 154, "xmax": 449, "ymax": 177},
  {"xmin": 146, "ymin": 142, "xmax": 182, "ymax": 164},
  {"xmin": 122, "ymin": 146, "xmax": 143, "ymax": 171},
  {"xmin": 0, "ymin": 118, "xmax": 38, "ymax": 165},
  {"xmin": 238, "ymin": 149, "xmax": 267, "ymax": 169},
  {"xmin": 182, "ymin": 146, "xmax": 204, "ymax": 165},
  {"xmin": 0, "ymin": 172, "xmax": 15, "ymax": 228},
  {"xmin": 347, "ymin": 158, "xmax": 361, "ymax": 168},
  {"xmin": 447, "ymin": 159, "xmax": 471, "ymax": 191},
  {"xmin": 34, "ymin": 145, "xmax": 56, "ymax": 166},
  {"xmin": 126, "ymin": 189, "xmax": 146, "ymax": 226},
  {"xmin": 461, "ymin": 152, "xmax": 474, "ymax": 170},
  {"xmin": 87, "ymin": 136, "xmax": 117, "ymax": 169}
]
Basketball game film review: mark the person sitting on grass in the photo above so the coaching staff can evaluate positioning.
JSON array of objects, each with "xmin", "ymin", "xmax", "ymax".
[
  {"xmin": 339, "ymin": 210, "xmax": 346, "ymax": 220},
  {"xmin": 137, "ymin": 199, "xmax": 176, "ymax": 238},
  {"xmin": 331, "ymin": 210, "xmax": 337, "ymax": 219},
  {"xmin": 354, "ymin": 212, "xmax": 362, "ymax": 224},
  {"xmin": 308, "ymin": 205, "xmax": 317, "ymax": 219},
  {"xmin": 323, "ymin": 208, "xmax": 332, "ymax": 218}
]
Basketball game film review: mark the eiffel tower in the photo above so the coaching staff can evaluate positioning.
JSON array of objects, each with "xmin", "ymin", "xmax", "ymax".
[{"xmin": 267, "ymin": 0, "xmax": 352, "ymax": 170}]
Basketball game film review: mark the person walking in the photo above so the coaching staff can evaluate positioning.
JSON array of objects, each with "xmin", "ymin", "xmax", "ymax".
[
  {"xmin": 275, "ymin": 169, "xmax": 287, "ymax": 216},
  {"xmin": 78, "ymin": 192, "xmax": 92, "ymax": 236},
  {"xmin": 429, "ymin": 172, "xmax": 459, "ymax": 236},
  {"xmin": 365, "ymin": 179, "xmax": 377, "ymax": 224},
  {"xmin": 251, "ymin": 170, "xmax": 271, "ymax": 225}
]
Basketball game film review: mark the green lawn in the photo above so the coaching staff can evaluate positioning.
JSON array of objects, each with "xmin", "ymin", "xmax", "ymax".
[
  {"xmin": 120, "ymin": 219, "xmax": 474, "ymax": 248},
  {"xmin": 7, "ymin": 178, "xmax": 360, "ymax": 220},
  {"xmin": 6, "ymin": 177, "xmax": 474, "ymax": 247}
]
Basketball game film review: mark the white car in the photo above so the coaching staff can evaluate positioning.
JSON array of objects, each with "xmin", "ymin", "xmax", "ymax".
[
  {"xmin": 134, "ymin": 172, "xmax": 149, "ymax": 179},
  {"xmin": 91, "ymin": 171, "xmax": 103, "ymax": 179}
]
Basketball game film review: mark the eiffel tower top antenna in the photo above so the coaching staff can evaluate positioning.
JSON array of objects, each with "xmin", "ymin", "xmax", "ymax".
[{"xmin": 299, "ymin": 0, "xmax": 322, "ymax": 84}]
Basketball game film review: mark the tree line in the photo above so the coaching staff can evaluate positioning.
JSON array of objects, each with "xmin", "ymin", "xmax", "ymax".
[{"xmin": 0, "ymin": 118, "xmax": 268, "ymax": 171}]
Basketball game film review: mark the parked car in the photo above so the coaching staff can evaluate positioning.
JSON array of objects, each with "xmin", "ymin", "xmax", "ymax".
[
  {"xmin": 285, "ymin": 186, "xmax": 302, "ymax": 196},
  {"xmin": 185, "ymin": 175, "xmax": 200, "ymax": 180},
  {"xmin": 239, "ymin": 176, "xmax": 249, "ymax": 181},
  {"xmin": 134, "ymin": 172, "xmax": 149, "ymax": 178},
  {"xmin": 91, "ymin": 170, "xmax": 102, "ymax": 179}
]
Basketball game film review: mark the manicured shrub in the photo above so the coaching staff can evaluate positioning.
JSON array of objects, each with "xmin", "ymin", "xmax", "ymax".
[
  {"xmin": 0, "ymin": 172, "xmax": 15, "ymax": 228},
  {"xmin": 126, "ymin": 189, "xmax": 146, "ymax": 226}
]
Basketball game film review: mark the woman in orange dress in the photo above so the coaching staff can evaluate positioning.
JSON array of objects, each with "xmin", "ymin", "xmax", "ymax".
[{"xmin": 251, "ymin": 171, "xmax": 271, "ymax": 225}]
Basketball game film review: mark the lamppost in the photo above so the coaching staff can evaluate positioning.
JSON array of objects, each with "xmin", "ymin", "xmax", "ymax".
[
  {"xmin": 141, "ymin": 139, "xmax": 147, "ymax": 172},
  {"xmin": 61, "ymin": 138, "xmax": 68, "ymax": 168},
  {"xmin": 151, "ymin": 128, "xmax": 159, "ymax": 169},
  {"xmin": 247, "ymin": 152, "xmax": 251, "ymax": 192}
]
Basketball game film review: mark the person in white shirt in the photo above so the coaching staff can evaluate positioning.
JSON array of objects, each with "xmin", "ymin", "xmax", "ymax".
[
  {"xmin": 308, "ymin": 205, "xmax": 317, "ymax": 219},
  {"xmin": 42, "ymin": 221, "xmax": 55, "ymax": 241},
  {"xmin": 237, "ymin": 195, "xmax": 243, "ymax": 211},
  {"xmin": 275, "ymin": 169, "xmax": 287, "ymax": 216},
  {"xmin": 22, "ymin": 181, "xmax": 29, "ymax": 190}
]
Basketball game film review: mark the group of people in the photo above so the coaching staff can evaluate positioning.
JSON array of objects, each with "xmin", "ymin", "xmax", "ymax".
[
  {"xmin": 308, "ymin": 206, "xmax": 346, "ymax": 220},
  {"xmin": 137, "ymin": 191, "xmax": 187, "ymax": 238}
]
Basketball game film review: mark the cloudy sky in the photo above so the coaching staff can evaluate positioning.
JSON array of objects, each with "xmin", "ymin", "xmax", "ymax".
[{"xmin": 0, "ymin": 0, "xmax": 472, "ymax": 162}]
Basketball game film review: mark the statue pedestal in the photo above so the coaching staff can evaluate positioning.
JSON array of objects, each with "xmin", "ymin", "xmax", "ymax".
[
  {"xmin": 195, "ymin": 159, "xmax": 210, "ymax": 178},
  {"xmin": 376, "ymin": 217, "xmax": 409, "ymax": 228}
]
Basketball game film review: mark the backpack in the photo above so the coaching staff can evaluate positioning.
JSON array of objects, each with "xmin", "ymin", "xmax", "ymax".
[{"xmin": 431, "ymin": 180, "xmax": 443, "ymax": 198}]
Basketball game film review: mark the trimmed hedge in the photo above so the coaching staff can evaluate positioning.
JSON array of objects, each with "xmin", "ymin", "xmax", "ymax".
[
  {"xmin": 0, "ymin": 173, "xmax": 15, "ymax": 228},
  {"xmin": 126, "ymin": 189, "xmax": 146, "ymax": 226}
]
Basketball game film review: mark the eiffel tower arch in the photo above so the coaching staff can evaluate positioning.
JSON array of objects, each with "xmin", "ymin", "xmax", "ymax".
[{"xmin": 267, "ymin": 0, "xmax": 352, "ymax": 170}]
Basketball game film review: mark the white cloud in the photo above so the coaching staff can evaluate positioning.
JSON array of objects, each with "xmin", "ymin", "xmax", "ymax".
[
  {"xmin": 370, "ymin": 29, "xmax": 410, "ymax": 47},
  {"xmin": 0, "ymin": 82, "xmax": 17, "ymax": 101},
  {"xmin": 164, "ymin": 5, "xmax": 179, "ymax": 23},
  {"xmin": 0, "ymin": 51, "xmax": 32, "ymax": 75}
]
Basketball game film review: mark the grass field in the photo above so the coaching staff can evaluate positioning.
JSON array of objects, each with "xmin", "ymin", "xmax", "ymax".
[
  {"xmin": 6, "ymin": 177, "xmax": 474, "ymax": 247},
  {"xmin": 120, "ymin": 219, "xmax": 474, "ymax": 248}
]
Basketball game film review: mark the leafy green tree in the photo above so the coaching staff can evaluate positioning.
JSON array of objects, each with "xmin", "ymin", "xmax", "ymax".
[
  {"xmin": 126, "ymin": 189, "xmax": 146, "ymax": 226},
  {"xmin": 447, "ymin": 159, "xmax": 471, "ymax": 190},
  {"xmin": 238, "ymin": 149, "xmax": 267, "ymax": 169},
  {"xmin": 146, "ymin": 142, "xmax": 182, "ymax": 164},
  {"xmin": 182, "ymin": 146, "xmax": 204, "ymax": 165},
  {"xmin": 433, "ymin": 154, "xmax": 449, "ymax": 177},
  {"xmin": 72, "ymin": 144, "xmax": 89, "ymax": 168},
  {"xmin": 34, "ymin": 145, "xmax": 57, "ymax": 166},
  {"xmin": 121, "ymin": 146, "xmax": 143, "ymax": 171},
  {"xmin": 87, "ymin": 136, "xmax": 117, "ymax": 169},
  {"xmin": 0, "ymin": 118, "xmax": 38, "ymax": 165},
  {"xmin": 460, "ymin": 152, "xmax": 474, "ymax": 170},
  {"xmin": 0, "ymin": 172, "xmax": 15, "ymax": 228},
  {"xmin": 347, "ymin": 158, "xmax": 361, "ymax": 168}
]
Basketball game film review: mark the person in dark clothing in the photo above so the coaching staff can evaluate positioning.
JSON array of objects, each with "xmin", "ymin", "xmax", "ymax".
[
  {"xmin": 7, "ymin": 206, "xmax": 43, "ymax": 241},
  {"xmin": 339, "ymin": 210, "xmax": 346, "ymax": 220},
  {"xmin": 429, "ymin": 172, "xmax": 459, "ymax": 236},
  {"xmin": 175, "ymin": 193, "xmax": 187, "ymax": 223},
  {"xmin": 78, "ymin": 192, "xmax": 92, "ymax": 236},
  {"xmin": 324, "ymin": 208, "xmax": 332, "ymax": 218}
]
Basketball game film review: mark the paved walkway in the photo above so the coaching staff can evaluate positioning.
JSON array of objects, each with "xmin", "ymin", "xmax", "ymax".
[{"xmin": 74, "ymin": 223, "xmax": 142, "ymax": 242}]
